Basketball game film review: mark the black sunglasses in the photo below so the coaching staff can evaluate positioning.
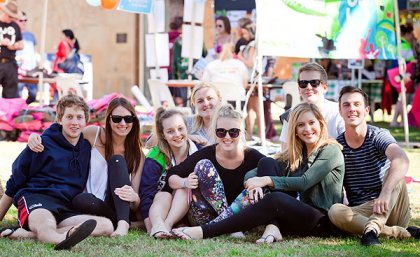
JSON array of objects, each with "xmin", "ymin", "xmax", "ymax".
[
  {"xmin": 110, "ymin": 115, "xmax": 135, "ymax": 123},
  {"xmin": 215, "ymin": 128, "xmax": 241, "ymax": 138},
  {"xmin": 297, "ymin": 79, "xmax": 322, "ymax": 89}
]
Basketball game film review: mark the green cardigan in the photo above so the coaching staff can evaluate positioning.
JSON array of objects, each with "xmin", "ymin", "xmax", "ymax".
[{"xmin": 245, "ymin": 143, "xmax": 345, "ymax": 213}]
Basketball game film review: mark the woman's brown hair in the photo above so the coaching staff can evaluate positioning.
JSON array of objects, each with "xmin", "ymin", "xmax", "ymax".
[
  {"xmin": 154, "ymin": 107, "xmax": 187, "ymax": 167},
  {"xmin": 104, "ymin": 97, "xmax": 144, "ymax": 175}
]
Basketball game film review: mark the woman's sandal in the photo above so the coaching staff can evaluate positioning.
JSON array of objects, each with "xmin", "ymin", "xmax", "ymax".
[
  {"xmin": 0, "ymin": 226, "xmax": 20, "ymax": 238},
  {"xmin": 172, "ymin": 228, "xmax": 193, "ymax": 240},
  {"xmin": 151, "ymin": 230, "xmax": 174, "ymax": 239},
  {"xmin": 256, "ymin": 234, "xmax": 282, "ymax": 244},
  {"xmin": 54, "ymin": 219, "xmax": 97, "ymax": 250}
]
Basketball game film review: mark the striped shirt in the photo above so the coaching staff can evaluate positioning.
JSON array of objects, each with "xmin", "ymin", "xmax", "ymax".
[{"xmin": 337, "ymin": 125, "xmax": 396, "ymax": 206}]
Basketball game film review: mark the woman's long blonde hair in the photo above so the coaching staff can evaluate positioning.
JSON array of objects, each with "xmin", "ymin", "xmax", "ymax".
[
  {"xmin": 190, "ymin": 82, "xmax": 222, "ymax": 133},
  {"xmin": 219, "ymin": 43, "xmax": 234, "ymax": 62},
  {"xmin": 154, "ymin": 107, "xmax": 188, "ymax": 167},
  {"xmin": 275, "ymin": 103, "xmax": 341, "ymax": 171}
]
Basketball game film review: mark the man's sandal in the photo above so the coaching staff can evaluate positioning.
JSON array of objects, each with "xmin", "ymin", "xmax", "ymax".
[{"xmin": 54, "ymin": 219, "xmax": 97, "ymax": 250}]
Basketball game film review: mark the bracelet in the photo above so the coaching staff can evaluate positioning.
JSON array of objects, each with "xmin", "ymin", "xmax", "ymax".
[{"xmin": 182, "ymin": 179, "xmax": 187, "ymax": 189}]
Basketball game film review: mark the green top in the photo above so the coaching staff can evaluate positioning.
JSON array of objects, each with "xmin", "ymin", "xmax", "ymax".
[
  {"xmin": 146, "ymin": 146, "xmax": 167, "ymax": 172},
  {"xmin": 245, "ymin": 143, "xmax": 345, "ymax": 212}
]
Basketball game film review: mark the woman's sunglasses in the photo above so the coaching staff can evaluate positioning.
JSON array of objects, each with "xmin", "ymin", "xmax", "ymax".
[
  {"xmin": 297, "ymin": 79, "xmax": 322, "ymax": 89},
  {"xmin": 215, "ymin": 128, "xmax": 241, "ymax": 138},
  {"xmin": 110, "ymin": 115, "xmax": 135, "ymax": 123}
]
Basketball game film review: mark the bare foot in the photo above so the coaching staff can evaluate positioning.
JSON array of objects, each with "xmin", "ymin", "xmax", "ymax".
[
  {"xmin": 111, "ymin": 221, "xmax": 129, "ymax": 237},
  {"xmin": 256, "ymin": 224, "xmax": 282, "ymax": 244}
]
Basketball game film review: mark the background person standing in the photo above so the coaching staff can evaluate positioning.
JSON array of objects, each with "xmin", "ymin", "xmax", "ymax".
[
  {"xmin": 0, "ymin": 0, "xmax": 23, "ymax": 98},
  {"xmin": 15, "ymin": 11, "xmax": 38, "ymax": 104}
]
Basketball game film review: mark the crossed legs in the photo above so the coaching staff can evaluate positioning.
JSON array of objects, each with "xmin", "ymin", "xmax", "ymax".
[{"xmin": 328, "ymin": 180, "xmax": 411, "ymax": 238}]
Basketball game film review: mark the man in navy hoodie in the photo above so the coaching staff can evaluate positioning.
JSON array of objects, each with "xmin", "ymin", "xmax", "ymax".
[{"xmin": 0, "ymin": 94, "xmax": 113, "ymax": 250}]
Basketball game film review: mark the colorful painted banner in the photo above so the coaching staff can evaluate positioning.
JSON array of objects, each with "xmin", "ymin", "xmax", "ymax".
[{"xmin": 256, "ymin": 0, "xmax": 397, "ymax": 59}]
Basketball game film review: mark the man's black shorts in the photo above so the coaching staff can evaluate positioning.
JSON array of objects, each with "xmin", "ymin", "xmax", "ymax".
[{"xmin": 17, "ymin": 193, "xmax": 82, "ymax": 229}]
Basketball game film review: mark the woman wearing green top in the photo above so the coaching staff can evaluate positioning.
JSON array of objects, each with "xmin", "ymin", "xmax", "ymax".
[
  {"xmin": 171, "ymin": 102, "xmax": 345, "ymax": 242},
  {"xmin": 139, "ymin": 108, "xmax": 200, "ymax": 238}
]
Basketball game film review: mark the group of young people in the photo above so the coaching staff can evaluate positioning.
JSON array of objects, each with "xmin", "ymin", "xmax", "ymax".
[{"xmin": 0, "ymin": 63, "xmax": 419, "ymax": 250}]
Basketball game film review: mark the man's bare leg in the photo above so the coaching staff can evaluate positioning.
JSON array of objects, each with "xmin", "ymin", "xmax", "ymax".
[
  {"xmin": 58, "ymin": 214, "xmax": 114, "ymax": 236},
  {"xmin": 28, "ymin": 209, "xmax": 66, "ymax": 244}
]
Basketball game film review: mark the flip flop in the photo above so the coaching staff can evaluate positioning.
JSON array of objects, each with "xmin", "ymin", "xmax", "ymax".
[
  {"xmin": 256, "ymin": 234, "xmax": 282, "ymax": 244},
  {"xmin": 0, "ymin": 226, "xmax": 20, "ymax": 238},
  {"xmin": 151, "ymin": 230, "xmax": 174, "ymax": 239},
  {"xmin": 172, "ymin": 228, "xmax": 192, "ymax": 240},
  {"xmin": 54, "ymin": 219, "xmax": 97, "ymax": 250}
]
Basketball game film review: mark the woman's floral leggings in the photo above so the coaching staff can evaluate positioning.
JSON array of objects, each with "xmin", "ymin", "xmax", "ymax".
[{"xmin": 188, "ymin": 159, "xmax": 252, "ymax": 226}]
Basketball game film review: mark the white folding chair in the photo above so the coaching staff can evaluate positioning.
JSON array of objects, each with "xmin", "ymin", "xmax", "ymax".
[
  {"xmin": 147, "ymin": 79, "xmax": 176, "ymax": 108},
  {"xmin": 212, "ymin": 82, "xmax": 245, "ymax": 113},
  {"xmin": 147, "ymin": 79, "xmax": 191, "ymax": 115},
  {"xmin": 56, "ymin": 76, "xmax": 84, "ymax": 99},
  {"xmin": 131, "ymin": 85, "xmax": 153, "ymax": 113},
  {"xmin": 282, "ymin": 81, "xmax": 301, "ymax": 110}
]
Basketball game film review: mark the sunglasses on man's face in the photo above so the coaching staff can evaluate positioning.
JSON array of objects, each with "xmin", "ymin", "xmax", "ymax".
[
  {"xmin": 215, "ymin": 128, "xmax": 241, "ymax": 138},
  {"xmin": 297, "ymin": 79, "xmax": 322, "ymax": 89},
  {"xmin": 110, "ymin": 115, "xmax": 135, "ymax": 124}
]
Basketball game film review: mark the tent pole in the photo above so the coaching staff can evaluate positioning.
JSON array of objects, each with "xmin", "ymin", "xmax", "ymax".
[
  {"xmin": 38, "ymin": 0, "xmax": 48, "ymax": 105},
  {"xmin": 256, "ymin": 47, "xmax": 267, "ymax": 153},
  {"xmin": 393, "ymin": 0, "xmax": 410, "ymax": 147},
  {"xmin": 187, "ymin": 2, "xmax": 197, "ymax": 81}
]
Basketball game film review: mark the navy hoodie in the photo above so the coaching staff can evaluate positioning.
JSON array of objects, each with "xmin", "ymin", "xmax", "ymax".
[{"xmin": 5, "ymin": 123, "xmax": 91, "ymax": 206}]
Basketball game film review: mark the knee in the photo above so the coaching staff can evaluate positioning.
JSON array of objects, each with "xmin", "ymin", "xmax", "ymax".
[
  {"xmin": 108, "ymin": 155, "xmax": 126, "ymax": 170},
  {"xmin": 72, "ymin": 193, "xmax": 95, "ymax": 208},
  {"xmin": 328, "ymin": 204, "xmax": 352, "ymax": 224},
  {"xmin": 194, "ymin": 159, "xmax": 215, "ymax": 177},
  {"xmin": 264, "ymin": 192, "xmax": 288, "ymax": 207},
  {"xmin": 93, "ymin": 217, "xmax": 114, "ymax": 236},
  {"xmin": 257, "ymin": 157, "xmax": 279, "ymax": 176}
]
